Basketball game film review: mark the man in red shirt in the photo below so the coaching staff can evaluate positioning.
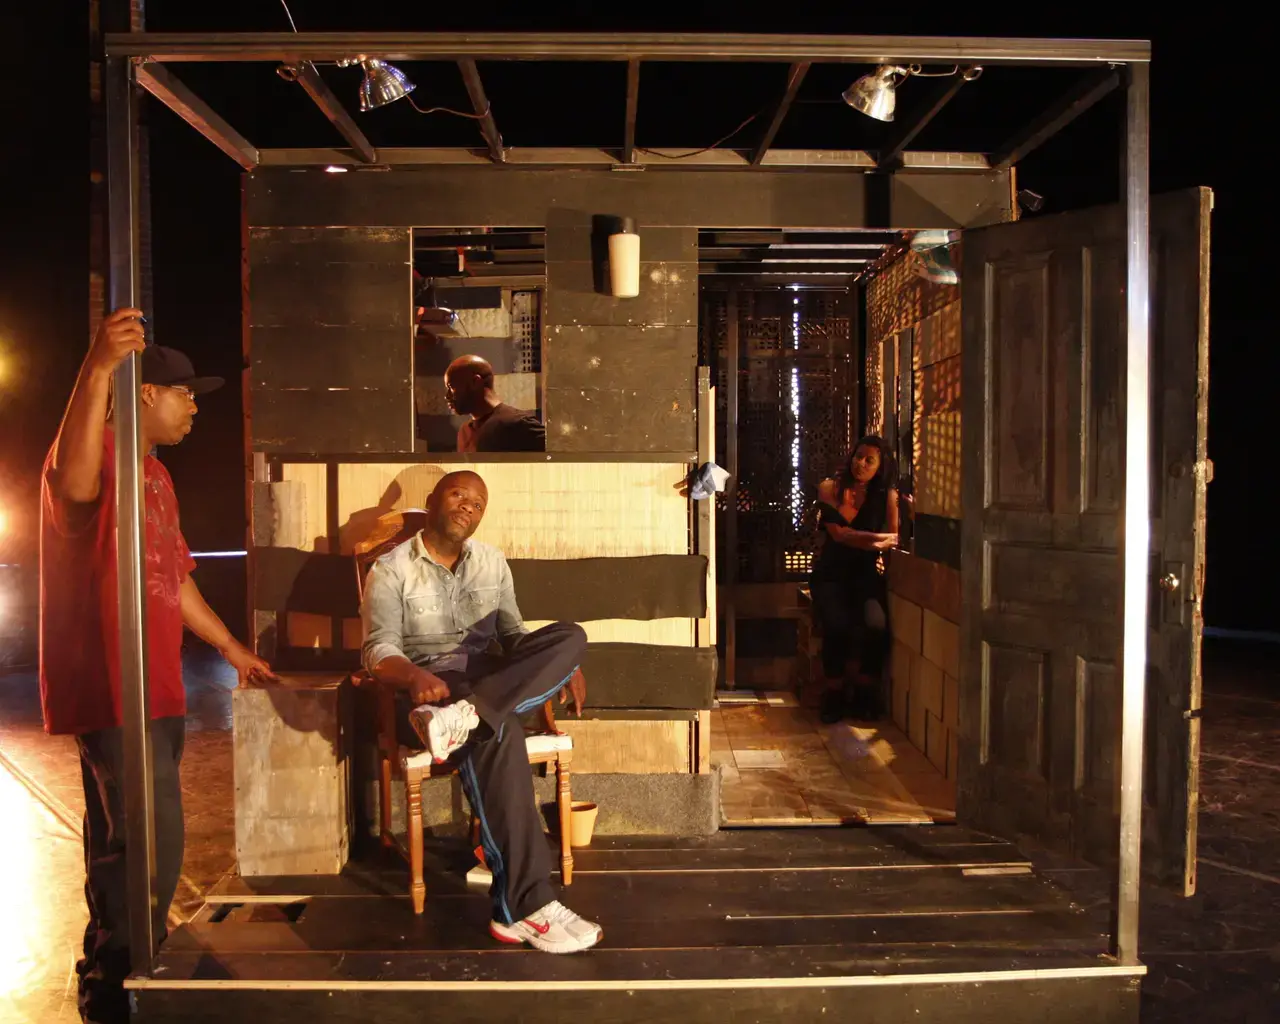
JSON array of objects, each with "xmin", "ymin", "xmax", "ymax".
[{"xmin": 41, "ymin": 307, "xmax": 276, "ymax": 1024}]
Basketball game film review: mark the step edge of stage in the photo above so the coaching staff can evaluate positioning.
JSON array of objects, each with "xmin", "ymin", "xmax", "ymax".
[
  {"xmin": 125, "ymin": 963, "xmax": 1146, "ymax": 993},
  {"xmin": 204, "ymin": 859, "xmax": 1037, "ymax": 902}
]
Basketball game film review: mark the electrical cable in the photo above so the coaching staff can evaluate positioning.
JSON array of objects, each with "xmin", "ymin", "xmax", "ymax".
[
  {"xmin": 639, "ymin": 100, "xmax": 772, "ymax": 160},
  {"xmin": 407, "ymin": 95, "xmax": 493, "ymax": 120}
]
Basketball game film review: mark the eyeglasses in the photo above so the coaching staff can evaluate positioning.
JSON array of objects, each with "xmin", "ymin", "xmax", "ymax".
[{"xmin": 165, "ymin": 385, "xmax": 196, "ymax": 400}]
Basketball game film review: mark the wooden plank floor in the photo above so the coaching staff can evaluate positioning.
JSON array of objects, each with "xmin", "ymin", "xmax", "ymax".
[
  {"xmin": 714, "ymin": 698, "xmax": 956, "ymax": 826},
  {"xmin": 150, "ymin": 827, "xmax": 1114, "ymax": 988}
]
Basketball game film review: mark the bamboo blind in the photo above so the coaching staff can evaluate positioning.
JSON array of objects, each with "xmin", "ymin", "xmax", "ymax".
[{"xmin": 333, "ymin": 462, "xmax": 690, "ymax": 559}]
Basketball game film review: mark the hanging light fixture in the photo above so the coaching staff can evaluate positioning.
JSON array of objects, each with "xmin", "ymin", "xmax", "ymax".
[
  {"xmin": 842, "ymin": 65, "xmax": 909, "ymax": 122},
  {"xmin": 336, "ymin": 57, "xmax": 417, "ymax": 111},
  {"xmin": 357, "ymin": 58, "xmax": 416, "ymax": 111}
]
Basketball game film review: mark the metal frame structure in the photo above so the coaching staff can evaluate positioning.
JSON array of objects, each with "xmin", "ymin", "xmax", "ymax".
[{"xmin": 101, "ymin": 30, "xmax": 1153, "ymax": 975}]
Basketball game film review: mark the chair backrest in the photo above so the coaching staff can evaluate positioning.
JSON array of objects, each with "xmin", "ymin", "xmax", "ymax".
[{"xmin": 354, "ymin": 508, "xmax": 429, "ymax": 601}]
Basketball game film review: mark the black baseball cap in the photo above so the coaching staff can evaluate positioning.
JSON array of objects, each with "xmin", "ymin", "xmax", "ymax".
[{"xmin": 140, "ymin": 345, "xmax": 224, "ymax": 395}]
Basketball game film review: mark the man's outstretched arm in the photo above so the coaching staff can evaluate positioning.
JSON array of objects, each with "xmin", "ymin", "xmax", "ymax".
[{"xmin": 180, "ymin": 575, "xmax": 277, "ymax": 687}]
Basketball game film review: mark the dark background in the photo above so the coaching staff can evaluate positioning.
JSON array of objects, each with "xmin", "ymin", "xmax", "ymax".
[{"xmin": 1, "ymin": 3, "xmax": 1274, "ymax": 635}]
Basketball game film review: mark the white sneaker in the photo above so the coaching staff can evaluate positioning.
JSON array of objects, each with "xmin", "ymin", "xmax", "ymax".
[
  {"xmin": 408, "ymin": 699, "xmax": 480, "ymax": 763},
  {"xmin": 489, "ymin": 900, "xmax": 603, "ymax": 954}
]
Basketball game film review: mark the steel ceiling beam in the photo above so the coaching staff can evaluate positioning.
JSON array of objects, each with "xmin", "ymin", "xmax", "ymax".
[
  {"xmin": 700, "ymin": 261, "xmax": 868, "ymax": 275},
  {"xmin": 623, "ymin": 59, "xmax": 640, "ymax": 165},
  {"xmin": 135, "ymin": 62, "xmax": 259, "ymax": 169},
  {"xmin": 457, "ymin": 59, "xmax": 505, "ymax": 163},
  {"xmin": 990, "ymin": 67, "xmax": 1121, "ymax": 170},
  {"xmin": 105, "ymin": 32, "xmax": 1150, "ymax": 66},
  {"xmin": 698, "ymin": 247, "xmax": 881, "ymax": 261},
  {"xmin": 700, "ymin": 277, "xmax": 853, "ymax": 291},
  {"xmin": 415, "ymin": 231, "xmax": 545, "ymax": 249},
  {"xmin": 876, "ymin": 69, "xmax": 974, "ymax": 170},
  {"xmin": 293, "ymin": 62, "xmax": 375, "ymax": 164},
  {"xmin": 751, "ymin": 62, "xmax": 810, "ymax": 166},
  {"xmin": 701, "ymin": 231, "xmax": 900, "ymax": 246},
  {"xmin": 254, "ymin": 146, "xmax": 990, "ymax": 170}
]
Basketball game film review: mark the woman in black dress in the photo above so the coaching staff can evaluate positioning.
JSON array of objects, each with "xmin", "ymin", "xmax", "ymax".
[{"xmin": 810, "ymin": 436, "xmax": 899, "ymax": 724}]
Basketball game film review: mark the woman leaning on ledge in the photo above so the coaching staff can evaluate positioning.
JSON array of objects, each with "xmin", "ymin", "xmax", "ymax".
[{"xmin": 810, "ymin": 436, "xmax": 899, "ymax": 724}]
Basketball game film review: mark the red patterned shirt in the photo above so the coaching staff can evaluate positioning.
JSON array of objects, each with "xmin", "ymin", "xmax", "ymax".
[{"xmin": 39, "ymin": 431, "xmax": 194, "ymax": 735}]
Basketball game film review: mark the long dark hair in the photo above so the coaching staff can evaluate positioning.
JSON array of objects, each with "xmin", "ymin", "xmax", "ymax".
[{"xmin": 835, "ymin": 435, "xmax": 897, "ymax": 504}]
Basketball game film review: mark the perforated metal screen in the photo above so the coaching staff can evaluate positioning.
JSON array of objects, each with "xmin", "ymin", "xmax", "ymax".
[{"xmin": 702, "ymin": 290, "xmax": 855, "ymax": 584}]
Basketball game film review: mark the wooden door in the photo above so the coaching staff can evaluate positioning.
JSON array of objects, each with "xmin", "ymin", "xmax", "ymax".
[{"xmin": 958, "ymin": 189, "xmax": 1210, "ymax": 894}]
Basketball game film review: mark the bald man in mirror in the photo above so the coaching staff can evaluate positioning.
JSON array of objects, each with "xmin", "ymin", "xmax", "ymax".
[
  {"xmin": 444, "ymin": 355, "xmax": 546, "ymax": 452},
  {"xmin": 360, "ymin": 470, "xmax": 601, "ymax": 954}
]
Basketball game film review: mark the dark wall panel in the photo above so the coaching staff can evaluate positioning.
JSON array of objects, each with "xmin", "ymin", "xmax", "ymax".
[
  {"xmin": 247, "ymin": 225, "xmax": 413, "ymax": 454},
  {"xmin": 252, "ymin": 327, "xmax": 407, "ymax": 390},
  {"xmin": 509, "ymin": 555, "xmax": 706, "ymax": 622},
  {"xmin": 544, "ymin": 224, "xmax": 697, "ymax": 455},
  {"xmin": 253, "ymin": 391, "xmax": 412, "ymax": 455},
  {"xmin": 545, "ymin": 326, "xmax": 696, "ymax": 390},
  {"xmin": 245, "ymin": 168, "xmax": 1012, "ymax": 231},
  {"xmin": 580, "ymin": 644, "xmax": 718, "ymax": 710},
  {"xmin": 255, "ymin": 552, "xmax": 706, "ymax": 623},
  {"xmin": 271, "ymin": 642, "xmax": 716, "ymax": 710},
  {"xmin": 543, "ymin": 388, "xmax": 694, "ymax": 452},
  {"xmin": 546, "ymin": 260, "xmax": 697, "ymax": 328}
]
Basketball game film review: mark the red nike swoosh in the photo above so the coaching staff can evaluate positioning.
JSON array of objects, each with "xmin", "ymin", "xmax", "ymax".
[{"xmin": 527, "ymin": 919, "xmax": 551, "ymax": 934}]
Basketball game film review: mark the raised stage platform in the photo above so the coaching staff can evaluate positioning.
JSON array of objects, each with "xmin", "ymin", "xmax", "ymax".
[{"xmin": 129, "ymin": 827, "xmax": 1142, "ymax": 1023}]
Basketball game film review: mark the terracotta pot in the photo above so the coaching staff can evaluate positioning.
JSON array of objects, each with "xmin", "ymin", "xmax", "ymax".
[{"xmin": 569, "ymin": 801, "xmax": 599, "ymax": 848}]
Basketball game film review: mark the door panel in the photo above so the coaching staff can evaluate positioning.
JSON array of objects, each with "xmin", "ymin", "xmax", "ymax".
[{"xmin": 958, "ymin": 188, "xmax": 1210, "ymax": 894}]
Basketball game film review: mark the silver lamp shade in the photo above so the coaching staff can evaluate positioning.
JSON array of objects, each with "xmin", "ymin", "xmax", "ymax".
[
  {"xmin": 842, "ymin": 65, "xmax": 908, "ymax": 122},
  {"xmin": 358, "ymin": 59, "xmax": 416, "ymax": 111}
]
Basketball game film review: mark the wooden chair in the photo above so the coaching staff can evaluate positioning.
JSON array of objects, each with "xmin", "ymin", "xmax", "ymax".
[{"xmin": 352, "ymin": 509, "xmax": 575, "ymax": 915}]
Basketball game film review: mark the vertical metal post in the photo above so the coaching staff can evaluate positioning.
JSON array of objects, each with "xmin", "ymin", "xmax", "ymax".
[
  {"xmin": 1116, "ymin": 60, "xmax": 1151, "ymax": 967},
  {"xmin": 723, "ymin": 286, "xmax": 740, "ymax": 689},
  {"xmin": 106, "ymin": 52, "xmax": 158, "ymax": 972}
]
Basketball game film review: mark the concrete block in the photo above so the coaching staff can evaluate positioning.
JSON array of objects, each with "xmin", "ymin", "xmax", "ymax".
[
  {"xmin": 234, "ymin": 675, "xmax": 352, "ymax": 877},
  {"xmin": 908, "ymin": 692, "xmax": 927, "ymax": 753},
  {"xmin": 535, "ymin": 770, "xmax": 720, "ymax": 836},
  {"xmin": 890, "ymin": 641, "xmax": 913, "ymax": 689},
  {"xmin": 889, "ymin": 594, "xmax": 923, "ymax": 653},
  {"xmin": 925, "ymin": 712, "xmax": 948, "ymax": 774},
  {"xmin": 914, "ymin": 656, "xmax": 944, "ymax": 719},
  {"xmin": 892, "ymin": 670, "xmax": 909, "ymax": 733},
  {"xmin": 384, "ymin": 770, "xmax": 722, "ymax": 845},
  {"xmin": 943, "ymin": 673, "xmax": 959, "ymax": 728},
  {"xmin": 922, "ymin": 609, "xmax": 960, "ymax": 679}
]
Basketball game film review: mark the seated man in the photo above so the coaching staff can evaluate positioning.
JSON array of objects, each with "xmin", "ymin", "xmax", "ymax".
[
  {"xmin": 360, "ymin": 470, "xmax": 602, "ymax": 954},
  {"xmin": 444, "ymin": 354, "xmax": 546, "ymax": 452}
]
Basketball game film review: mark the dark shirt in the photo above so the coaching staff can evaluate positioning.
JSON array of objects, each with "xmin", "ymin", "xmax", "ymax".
[
  {"xmin": 810, "ymin": 487, "xmax": 888, "ymax": 589},
  {"xmin": 456, "ymin": 403, "xmax": 546, "ymax": 453}
]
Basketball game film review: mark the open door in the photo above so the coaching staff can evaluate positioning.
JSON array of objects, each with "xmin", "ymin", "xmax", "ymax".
[{"xmin": 958, "ymin": 189, "xmax": 1210, "ymax": 894}]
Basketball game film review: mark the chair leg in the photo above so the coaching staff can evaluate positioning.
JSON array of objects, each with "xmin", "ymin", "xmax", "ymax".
[
  {"xmin": 406, "ymin": 770, "xmax": 426, "ymax": 915},
  {"xmin": 556, "ymin": 753, "xmax": 573, "ymax": 885},
  {"xmin": 377, "ymin": 685, "xmax": 397, "ymax": 850},
  {"xmin": 379, "ymin": 753, "xmax": 394, "ymax": 850}
]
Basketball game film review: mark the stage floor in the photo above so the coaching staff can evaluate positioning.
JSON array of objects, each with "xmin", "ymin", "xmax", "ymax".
[
  {"xmin": 137, "ymin": 825, "xmax": 1126, "ymax": 986},
  {"xmin": 712, "ymin": 697, "xmax": 956, "ymax": 826}
]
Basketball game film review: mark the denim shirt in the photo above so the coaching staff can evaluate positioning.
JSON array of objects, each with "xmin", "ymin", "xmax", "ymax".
[{"xmin": 360, "ymin": 533, "xmax": 527, "ymax": 675}]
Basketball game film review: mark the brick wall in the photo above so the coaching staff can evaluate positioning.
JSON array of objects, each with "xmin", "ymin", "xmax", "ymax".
[
  {"xmin": 887, "ymin": 553, "xmax": 960, "ymax": 779},
  {"xmin": 866, "ymin": 245, "xmax": 964, "ymax": 778}
]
